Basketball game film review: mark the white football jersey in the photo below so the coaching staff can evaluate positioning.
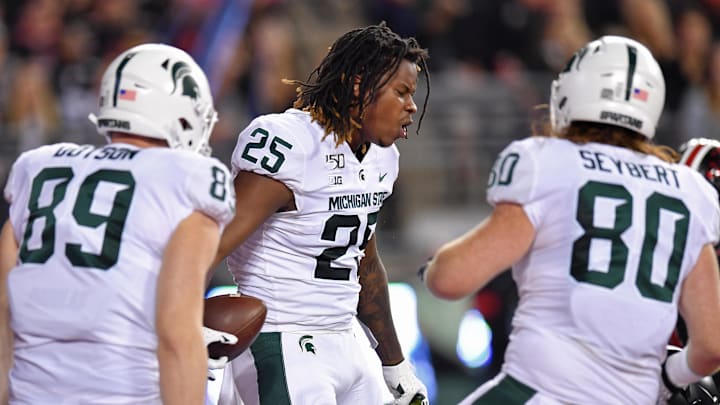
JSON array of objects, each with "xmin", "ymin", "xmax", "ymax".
[
  {"xmin": 228, "ymin": 109, "xmax": 398, "ymax": 331},
  {"xmin": 487, "ymin": 137, "xmax": 720, "ymax": 404},
  {"xmin": 4, "ymin": 142, "xmax": 234, "ymax": 404}
]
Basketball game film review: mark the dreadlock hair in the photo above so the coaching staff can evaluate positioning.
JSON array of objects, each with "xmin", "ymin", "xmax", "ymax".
[{"xmin": 283, "ymin": 22, "xmax": 430, "ymax": 146}]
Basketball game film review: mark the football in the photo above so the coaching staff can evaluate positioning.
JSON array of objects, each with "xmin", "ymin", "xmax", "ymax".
[{"xmin": 203, "ymin": 294, "xmax": 267, "ymax": 361}]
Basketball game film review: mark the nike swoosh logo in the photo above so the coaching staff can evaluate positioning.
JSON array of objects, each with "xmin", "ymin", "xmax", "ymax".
[{"xmin": 379, "ymin": 173, "xmax": 388, "ymax": 182}]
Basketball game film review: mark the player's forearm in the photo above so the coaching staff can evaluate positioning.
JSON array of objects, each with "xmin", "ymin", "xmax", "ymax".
[
  {"xmin": 211, "ymin": 170, "xmax": 296, "ymax": 271},
  {"xmin": 357, "ymin": 255, "xmax": 404, "ymax": 366},
  {"xmin": 0, "ymin": 293, "xmax": 11, "ymax": 404},
  {"xmin": 156, "ymin": 294, "xmax": 205, "ymax": 403},
  {"xmin": 157, "ymin": 212, "xmax": 219, "ymax": 404},
  {"xmin": 0, "ymin": 304, "xmax": 11, "ymax": 405},
  {"xmin": 686, "ymin": 341, "xmax": 720, "ymax": 377},
  {"xmin": 0, "ymin": 219, "xmax": 16, "ymax": 403},
  {"xmin": 679, "ymin": 244, "xmax": 720, "ymax": 376},
  {"xmin": 212, "ymin": 225, "xmax": 237, "ymax": 270},
  {"xmin": 158, "ymin": 336, "xmax": 206, "ymax": 405}
]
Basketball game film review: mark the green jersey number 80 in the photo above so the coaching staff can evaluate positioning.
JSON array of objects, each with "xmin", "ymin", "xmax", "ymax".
[{"xmin": 570, "ymin": 180, "xmax": 689, "ymax": 303}]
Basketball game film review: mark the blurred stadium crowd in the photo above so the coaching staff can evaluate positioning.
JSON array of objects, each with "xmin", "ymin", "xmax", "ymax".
[
  {"xmin": 3, "ymin": 0, "xmax": 720, "ymax": 403},
  {"xmin": 3, "ymin": 0, "xmax": 720, "ymax": 202}
]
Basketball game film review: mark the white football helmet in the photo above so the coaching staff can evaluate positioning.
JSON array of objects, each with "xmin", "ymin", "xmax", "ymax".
[
  {"xmin": 90, "ymin": 43, "xmax": 217, "ymax": 156},
  {"xmin": 550, "ymin": 35, "xmax": 665, "ymax": 139}
]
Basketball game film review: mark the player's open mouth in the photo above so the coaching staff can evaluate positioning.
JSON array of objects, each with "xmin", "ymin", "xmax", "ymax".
[{"xmin": 402, "ymin": 125, "xmax": 408, "ymax": 139}]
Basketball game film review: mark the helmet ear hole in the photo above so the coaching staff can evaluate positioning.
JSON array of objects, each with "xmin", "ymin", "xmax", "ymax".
[{"xmin": 179, "ymin": 118, "xmax": 193, "ymax": 130}]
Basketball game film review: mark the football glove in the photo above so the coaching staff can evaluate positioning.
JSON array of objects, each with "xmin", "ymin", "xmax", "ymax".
[
  {"xmin": 383, "ymin": 359, "xmax": 429, "ymax": 405},
  {"xmin": 202, "ymin": 326, "xmax": 238, "ymax": 369},
  {"xmin": 661, "ymin": 376, "xmax": 720, "ymax": 405},
  {"xmin": 659, "ymin": 345, "xmax": 719, "ymax": 405},
  {"xmin": 660, "ymin": 346, "xmax": 684, "ymax": 403}
]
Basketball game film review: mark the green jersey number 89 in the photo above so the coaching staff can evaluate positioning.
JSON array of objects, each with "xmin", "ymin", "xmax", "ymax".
[{"xmin": 19, "ymin": 167, "xmax": 136, "ymax": 270}]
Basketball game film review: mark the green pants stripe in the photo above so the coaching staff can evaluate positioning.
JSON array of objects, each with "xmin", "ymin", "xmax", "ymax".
[
  {"xmin": 250, "ymin": 332, "xmax": 292, "ymax": 405},
  {"xmin": 473, "ymin": 374, "xmax": 537, "ymax": 404}
]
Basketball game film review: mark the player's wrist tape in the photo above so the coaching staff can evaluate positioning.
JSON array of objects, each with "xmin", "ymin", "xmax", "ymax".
[
  {"xmin": 662, "ymin": 349, "xmax": 704, "ymax": 391},
  {"xmin": 383, "ymin": 358, "xmax": 413, "ymax": 380}
]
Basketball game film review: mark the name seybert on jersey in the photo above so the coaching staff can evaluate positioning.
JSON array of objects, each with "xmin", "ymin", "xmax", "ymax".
[{"xmin": 579, "ymin": 149, "xmax": 680, "ymax": 188}]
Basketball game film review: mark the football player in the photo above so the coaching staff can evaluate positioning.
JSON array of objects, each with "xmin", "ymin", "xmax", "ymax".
[
  {"xmin": 423, "ymin": 36, "xmax": 720, "ymax": 403},
  {"xmin": 0, "ymin": 44, "xmax": 236, "ymax": 404},
  {"xmin": 663, "ymin": 138, "xmax": 720, "ymax": 405},
  {"xmin": 213, "ymin": 22, "xmax": 430, "ymax": 405}
]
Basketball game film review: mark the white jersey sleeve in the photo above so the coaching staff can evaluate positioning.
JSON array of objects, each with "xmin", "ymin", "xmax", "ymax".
[
  {"xmin": 4, "ymin": 144, "xmax": 62, "ymax": 207},
  {"xmin": 3, "ymin": 154, "xmax": 19, "ymax": 205},
  {"xmin": 182, "ymin": 156, "xmax": 236, "ymax": 230},
  {"xmin": 486, "ymin": 138, "xmax": 548, "ymax": 227},
  {"xmin": 231, "ymin": 113, "xmax": 306, "ymax": 199}
]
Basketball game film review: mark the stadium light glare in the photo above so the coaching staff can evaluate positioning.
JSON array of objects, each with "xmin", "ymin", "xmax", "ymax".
[{"xmin": 456, "ymin": 308, "xmax": 493, "ymax": 369}]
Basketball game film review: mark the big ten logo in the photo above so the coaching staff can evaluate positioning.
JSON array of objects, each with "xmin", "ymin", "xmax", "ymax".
[
  {"xmin": 329, "ymin": 175, "xmax": 343, "ymax": 186},
  {"xmin": 487, "ymin": 152, "xmax": 519, "ymax": 187},
  {"xmin": 325, "ymin": 153, "xmax": 345, "ymax": 170}
]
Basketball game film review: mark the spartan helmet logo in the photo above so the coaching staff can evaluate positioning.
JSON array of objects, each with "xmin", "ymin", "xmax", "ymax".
[
  {"xmin": 171, "ymin": 61, "xmax": 200, "ymax": 100},
  {"xmin": 299, "ymin": 335, "xmax": 316, "ymax": 354}
]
